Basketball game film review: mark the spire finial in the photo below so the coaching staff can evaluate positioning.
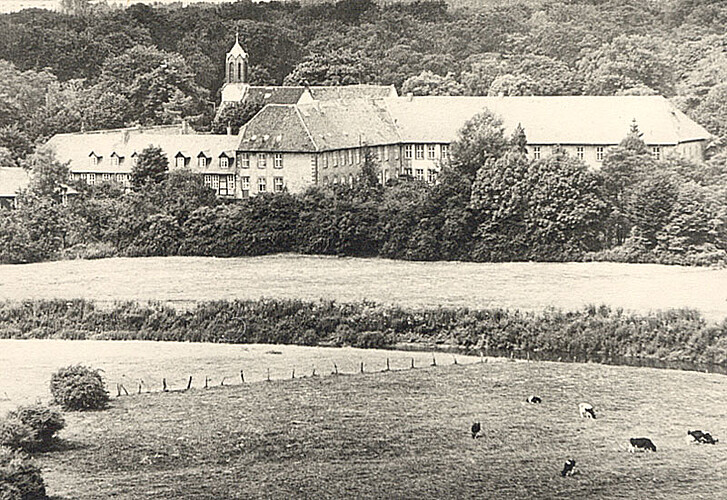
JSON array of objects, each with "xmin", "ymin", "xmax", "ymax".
[{"xmin": 235, "ymin": 27, "xmax": 239, "ymax": 45}]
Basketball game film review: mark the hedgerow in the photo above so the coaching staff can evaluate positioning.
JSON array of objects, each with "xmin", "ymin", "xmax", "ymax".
[{"xmin": 0, "ymin": 299, "xmax": 725, "ymax": 366}]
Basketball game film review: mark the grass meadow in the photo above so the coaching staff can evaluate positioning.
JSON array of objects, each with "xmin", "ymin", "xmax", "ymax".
[
  {"xmin": 37, "ymin": 360, "xmax": 726, "ymax": 499},
  {"xmin": 0, "ymin": 339, "xmax": 478, "ymax": 414},
  {"xmin": 1, "ymin": 255, "xmax": 726, "ymax": 320}
]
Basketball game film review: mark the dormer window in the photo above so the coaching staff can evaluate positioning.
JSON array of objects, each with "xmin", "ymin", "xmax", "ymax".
[
  {"xmin": 131, "ymin": 153, "xmax": 138, "ymax": 166},
  {"xmin": 89, "ymin": 153, "xmax": 100, "ymax": 167},
  {"xmin": 175, "ymin": 153, "xmax": 187, "ymax": 168},
  {"xmin": 198, "ymin": 156, "xmax": 207, "ymax": 168},
  {"xmin": 220, "ymin": 156, "xmax": 229, "ymax": 169},
  {"xmin": 110, "ymin": 153, "xmax": 122, "ymax": 167}
]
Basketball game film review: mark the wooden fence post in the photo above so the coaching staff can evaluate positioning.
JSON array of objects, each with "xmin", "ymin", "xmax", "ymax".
[
  {"xmin": 120, "ymin": 384, "xmax": 129, "ymax": 396},
  {"xmin": 186, "ymin": 376, "xmax": 192, "ymax": 390},
  {"xmin": 267, "ymin": 368, "xmax": 271, "ymax": 382},
  {"xmin": 333, "ymin": 363, "xmax": 338, "ymax": 375},
  {"xmin": 162, "ymin": 378, "xmax": 168, "ymax": 392},
  {"xmin": 204, "ymin": 376, "xmax": 209, "ymax": 389},
  {"xmin": 116, "ymin": 384, "xmax": 121, "ymax": 397},
  {"xmin": 360, "ymin": 361, "xmax": 364, "ymax": 374},
  {"xmin": 431, "ymin": 355, "xmax": 436, "ymax": 367},
  {"xmin": 292, "ymin": 369, "xmax": 295, "ymax": 379},
  {"xmin": 221, "ymin": 377, "xmax": 227, "ymax": 386},
  {"xmin": 411, "ymin": 358, "xmax": 415, "ymax": 369},
  {"xmin": 240, "ymin": 370, "xmax": 245, "ymax": 383},
  {"xmin": 386, "ymin": 358, "xmax": 390, "ymax": 371}
]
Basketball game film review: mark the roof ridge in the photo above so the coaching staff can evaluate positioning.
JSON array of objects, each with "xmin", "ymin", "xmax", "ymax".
[{"xmin": 294, "ymin": 105, "xmax": 319, "ymax": 151}]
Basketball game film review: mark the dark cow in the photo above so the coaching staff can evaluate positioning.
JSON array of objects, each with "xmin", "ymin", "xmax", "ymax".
[
  {"xmin": 526, "ymin": 395, "xmax": 542, "ymax": 404},
  {"xmin": 629, "ymin": 437, "xmax": 657, "ymax": 452},
  {"xmin": 688, "ymin": 430, "xmax": 718, "ymax": 445},
  {"xmin": 471, "ymin": 422, "xmax": 481, "ymax": 439},
  {"xmin": 561, "ymin": 459, "xmax": 577, "ymax": 477}
]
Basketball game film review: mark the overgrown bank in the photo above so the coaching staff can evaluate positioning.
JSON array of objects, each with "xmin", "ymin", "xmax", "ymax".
[{"xmin": 1, "ymin": 299, "xmax": 725, "ymax": 366}]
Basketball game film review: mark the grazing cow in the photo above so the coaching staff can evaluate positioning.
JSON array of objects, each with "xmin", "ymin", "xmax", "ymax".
[
  {"xmin": 561, "ymin": 459, "xmax": 577, "ymax": 477},
  {"xmin": 629, "ymin": 437, "xmax": 657, "ymax": 452},
  {"xmin": 579, "ymin": 403, "xmax": 596, "ymax": 419},
  {"xmin": 471, "ymin": 422, "xmax": 481, "ymax": 439},
  {"xmin": 526, "ymin": 395, "xmax": 542, "ymax": 404},
  {"xmin": 688, "ymin": 430, "xmax": 718, "ymax": 445}
]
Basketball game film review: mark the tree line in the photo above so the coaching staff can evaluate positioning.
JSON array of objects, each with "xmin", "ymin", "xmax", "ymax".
[
  {"xmin": 1, "ymin": 0, "xmax": 727, "ymax": 167},
  {"xmin": 2, "ymin": 111, "xmax": 726, "ymax": 266}
]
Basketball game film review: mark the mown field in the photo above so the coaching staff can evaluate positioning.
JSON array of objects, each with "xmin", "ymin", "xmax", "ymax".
[
  {"xmin": 1, "ymin": 255, "xmax": 726, "ymax": 320},
  {"xmin": 0, "ymin": 339, "xmax": 478, "ymax": 414},
  {"xmin": 37, "ymin": 361, "xmax": 726, "ymax": 499}
]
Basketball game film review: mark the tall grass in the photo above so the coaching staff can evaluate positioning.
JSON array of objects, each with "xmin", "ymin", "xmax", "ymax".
[{"xmin": 0, "ymin": 299, "xmax": 724, "ymax": 365}]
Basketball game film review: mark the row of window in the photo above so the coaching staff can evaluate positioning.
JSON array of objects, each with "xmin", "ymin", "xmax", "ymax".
[
  {"xmin": 73, "ymin": 172, "xmax": 131, "ymax": 187},
  {"xmin": 404, "ymin": 144, "xmax": 449, "ymax": 161},
  {"xmin": 403, "ymin": 168, "xmax": 438, "ymax": 183},
  {"xmin": 531, "ymin": 145, "xmax": 662, "ymax": 162},
  {"xmin": 239, "ymin": 175, "xmax": 285, "ymax": 193},
  {"xmin": 238, "ymin": 153, "xmax": 283, "ymax": 169}
]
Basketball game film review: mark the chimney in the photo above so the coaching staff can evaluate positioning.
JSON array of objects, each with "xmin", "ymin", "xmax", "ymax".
[
  {"xmin": 406, "ymin": 92, "xmax": 413, "ymax": 102},
  {"xmin": 227, "ymin": 125, "xmax": 233, "ymax": 136},
  {"xmin": 181, "ymin": 119, "xmax": 189, "ymax": 135}
]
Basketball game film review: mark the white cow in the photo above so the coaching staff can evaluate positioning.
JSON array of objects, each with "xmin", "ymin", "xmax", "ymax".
[{"xmin": 579, "ymin": 403, "xmax": 596, "ymax": 419}]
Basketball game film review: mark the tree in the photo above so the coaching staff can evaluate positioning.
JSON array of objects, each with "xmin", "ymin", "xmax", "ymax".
[
  {"xmin": 449, "ymin": 110, "xmax": 508, "ymax": 181},
  {"xmin": 97, "ymin": 45, "xmax": 209, "ymax": 126},
  {"xmin": 60, "ymin": 0, "xmax": 91, "ymax": 16},
  {"xmin": 211, "ymin": 94, "xmax": 265, "ymax": 135},
  {"xmin": 283, "ymin": 50, "xmax": 374, "ymax": 86},
  {"xmin": 131, "ymin": 146, "xmax": 168, "ymax": 189},
  {"xmin": 488, "ymin": 74, "xmax": 543, "ymax": 96},
  {"xmin": 401, "ymin": 70, "xmax": 465, "ymax": 96},
  {"xmin": 23, "ymin": 146, "xmax": 71, "ymax": 201}
]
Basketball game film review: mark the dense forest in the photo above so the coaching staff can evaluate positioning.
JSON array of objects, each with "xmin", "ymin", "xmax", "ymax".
[{"xmin": 1, "ymin": 0, "xmax": 726, "ymax": 266}]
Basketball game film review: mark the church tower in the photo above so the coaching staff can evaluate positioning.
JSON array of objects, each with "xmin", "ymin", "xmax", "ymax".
[{"xmin": 226, "ymin": 32, "xmax": 249, "ymax": 84}]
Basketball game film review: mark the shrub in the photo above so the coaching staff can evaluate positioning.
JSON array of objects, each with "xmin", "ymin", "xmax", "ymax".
[
  {"xmin": 0, "ymin": 420, "xmax": 34, "ymax": 454},
  {"xmin": 50, "ymin": 365, "xmax": 109, "ymax": 411},
  {"xmin": 0, "ymin": 446, "xmax": 46, "ymax": 500},
  {"xmin": 2, "ymin": 405, "xmax": 64, "ymax": 452}
]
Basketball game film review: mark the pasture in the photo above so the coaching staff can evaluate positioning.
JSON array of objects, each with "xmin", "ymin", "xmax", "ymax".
[
  {"xmin": 0, "ymin": 339, "xmax": 479, "ymax": 414},
  {"xmin": 37, "ymin": 360, "xmax": 726, "ymax": 499},
  {"xmin": 1, "ymin": 255, "xmax": 726, "ymax": 320}
]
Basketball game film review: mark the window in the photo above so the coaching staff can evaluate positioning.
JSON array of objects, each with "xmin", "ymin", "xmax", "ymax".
[
  {"xmin": 175, "ymin": 156, "xmax": 186, "ymax": 168},
  {"xmin": 441, "ymin": 144, "xmax": 449, "ymax": 159},
  {"xmin": 89, "ymin": 155, "xmax": 98, "ymax": 167},
  {"xmin": 258, "ymin": 176, "xmax": 266, "ymax": 193},
  {"xmin": 339, "ymin": 150, "xmax": 344, "ymax": 166},
  {"xmin": 241, "ymin": 176, "xmax": 250, "ymax": 192},
  {"xmin": 131, "ymin": 155, "xmax": 138, "ymax": 167},
  {"xmin": 87, "ymin": 173, "xmax": 96, "ymax": 185},
  {"xmin": 240, "ymin": 153, "xmax": 250, "ymax": 169},
  {"xmin": 576, "ymin": 147, "xmax": 584, "ymax": 161},
  {"xmin": 115, "ymin": 173, "xmax": 127, "ymax": 185},
  {"xmin": 533, "ymin": 146, "xmax": 541, "ymax": 160},
  {"xmin": 102, "ymin": 173, "xmax": 113, "ymax": 183},
  {"xmin": 347, "ymin": 149, "xmax": 353, "ymax": 165},
  {"xmin": 427, "ymin": 145, "xmax": 436, "ymax": 160},
  {"xmin": 229, "ymin": 62, "xmax": 234, "ymax": 80},
  {"xmin": 415, "ymin": 168, "xmax": 424, "ymax": 180},
  {"xmin": 198, "ymin": 156, "xmax": 207, "ymax": 168},
  {"xmin": 384, "ymin": 147, "xmax": 389, "ymax": 161},
  {"xmin": 257, "ymin": 153, "xmax": 267, "ymax": 168},
  {"xmin": 220, "ymin": 156, "xmax": 229, "ymax": 169},
  {"xmin": 651, "ymin": 146, "xmax": 661, "ymax": 160},
  {"xmin": 274, "ymin": 153, "xmax": 283, "ymax": 169},
  {"xmin": 273, "ymin": 176, "xmax": 284, "ymax": 193},
  {"xmin": 323, "ymin": 153, "xmax": 329, "ymax": 169},
  {"xmin": 221, "ymin": 175, "xmax": 235, "ymax": 196},
  {"xmin": 405, "ymin": 167, "xmax": 413, "ymax": 177},
  {"xmin": 405, "ymin": 145, "xmax": 413, "ymax": 159},
  {"xmin": 333, "ymin": 151, "xmax": 338, "ymax": 168},
  {"xmin": 428, "ymin": 170, "xmax": 437, "ymax": 183},
  {"xmin": 415, "ymin": 144, "xmax": 424, "ymax": 160},
  {"xmin": 111, "ymin": 156, "xmax": 119, "ymax": 167},
  {"xmin": 237, "ymin": 62, "xmax": 242, "ymax": 80},
  {"xmin": 356, "ymin": 149, "xmax": 361, "ymax": 164},
  {"xmin": 596, "ymin": 146, "xmax": 604, "ymax": 162}
]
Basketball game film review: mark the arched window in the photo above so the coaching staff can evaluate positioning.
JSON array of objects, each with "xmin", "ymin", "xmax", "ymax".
[
  {"xmin": 229, "ymin": 62, "xmax": 234, "ymax": 81},
  {"xmin": 238, "ymin": 62, "xmax": 242, "ymax": 81}
]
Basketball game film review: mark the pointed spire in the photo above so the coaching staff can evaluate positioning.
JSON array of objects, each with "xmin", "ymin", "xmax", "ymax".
[{"xmin": 236, "ymin": 27, "xmax": 239, "ymax": 45}]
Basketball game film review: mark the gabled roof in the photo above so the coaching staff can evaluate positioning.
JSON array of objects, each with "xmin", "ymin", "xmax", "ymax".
[
  {"xmin": 227, "ymin": 37, "xmax": 248, "ymax": 59},
  {"xmin": 383, "ymin": 96, "xmax": 710, "ymax": 145},
  {"xmin": 246, "ymin": 86, "xmax": 308, "ymax": 105},
  {"xmin": 297, "ymin": 99, "xmax": 401, "ymax": 150},
  {"xmin": 237, "ymin": 99, "xmax": 402, "ymax": 153},
  {"xmin": 238, "ymin": 105, "xmax": 317, "ymax": 152},
  {"xmin": 0, "ymin": 167, "xmax": 30, "ymax": 198},
  {"xmin": 47, "ymin": 129, "xmax": 237, "ymax": 174},
  {"xmin": 305, "ymin": 85, "xmax": 398, "ymax": 101}
]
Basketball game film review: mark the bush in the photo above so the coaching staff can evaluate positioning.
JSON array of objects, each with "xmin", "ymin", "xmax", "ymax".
[
  {"xmin": 50, "ymin": 365, "xmax": 109, "ymax": 411},
  {"xmin": 0, "ymin": 420, "xmax": 34, "ymax": 454},
  {"xmin": 1, "ymin": 406, "xmax": 64, "ymax": 452},
  {"xmin": 0, "ymin": 447, "xmax": 46, "ymax": 500}
]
